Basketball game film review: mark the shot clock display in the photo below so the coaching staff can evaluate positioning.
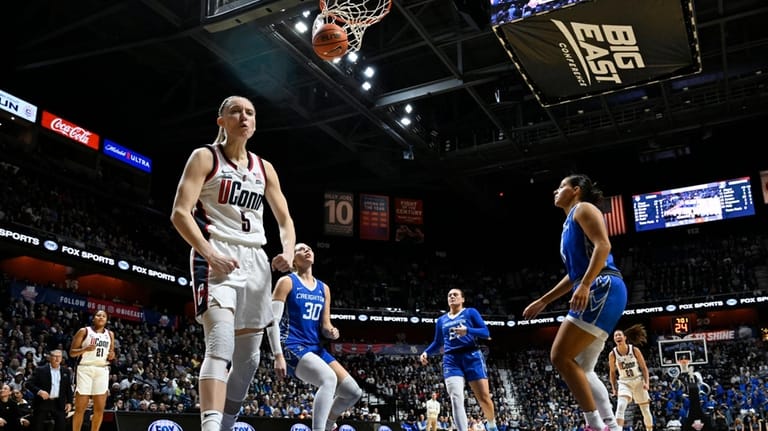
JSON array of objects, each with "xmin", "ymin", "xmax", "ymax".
[{"xmin": 673, "ymin": 316, "xmax": 691, "ymax": 335}]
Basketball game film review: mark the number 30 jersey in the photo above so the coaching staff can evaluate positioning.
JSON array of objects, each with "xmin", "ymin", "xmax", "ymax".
[{"xmin": 281, "ymin": 273, "xmax": 326, "ymax": 348}]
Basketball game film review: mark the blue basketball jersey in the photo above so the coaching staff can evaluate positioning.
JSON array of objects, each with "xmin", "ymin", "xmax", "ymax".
[
  {"xmin": 560, "ymin": 203, "xmax": 620, "ymax": 284},
  {"xmin": 424, "ymin": 307, "xmax": 489, "ymax": 355},
  {"xmin": 561, "ymin": 202, "xmax": 627, "ymax": 334},
  {"xmin": 281, "ymin": 273, "xmax": 325, "ymax": 348}
]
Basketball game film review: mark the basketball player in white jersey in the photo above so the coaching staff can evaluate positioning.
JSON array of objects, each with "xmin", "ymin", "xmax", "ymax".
[
  {"xmin": 425, "ymin": 392, "xmax": 441, "ymax": 431},
  {"xmin": 171, "ymin": 95, "xmax": 296, "ymax": 431},
  {"xmin": 608, "ymin": 324, "xmax": 653, "ymax": 431},
  {"xmin": 69, "ymin": 309, "xmax": 115, "ymax": 431}
]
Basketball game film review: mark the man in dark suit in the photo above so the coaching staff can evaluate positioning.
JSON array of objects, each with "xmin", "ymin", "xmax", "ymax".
[{"xmin": 25, "ymin": 350, "xmax": 73, "ymax": 431}]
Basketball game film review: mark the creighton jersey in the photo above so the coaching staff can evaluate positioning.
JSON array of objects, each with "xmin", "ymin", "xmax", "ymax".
[
  {"xmin": 560, "ymin": 202, "xmax": 620, "ymax": 284},
  {"xmin": 281, "ymin": 273, "xmax": 326, "ymax": 347},
  {"xmin": 561, "ymin": 202, "xmax": 626, "ymax": 333},
  {"xmin": 79, "ymin": 326, "xmax": 111, "ymax": 366},
  {"xmin": 614, "ymin": 345, "xmax": 642, "ymax": 380},
  {"xmin": 194, "ymin": 144, "xmax": 267, "ymax": 247}
]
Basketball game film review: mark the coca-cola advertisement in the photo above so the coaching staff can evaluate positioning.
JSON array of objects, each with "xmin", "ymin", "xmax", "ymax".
[{"xmin": 41, "ymin": 110, "xmax": 100, "ymax": 150}]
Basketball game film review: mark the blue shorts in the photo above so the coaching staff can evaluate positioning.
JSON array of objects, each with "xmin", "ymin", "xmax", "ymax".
[
  {"xmin": 443, "ymin": 349, "xmax": 488, "ymax": 382},
  {"xmin": 284, "ymin": 344, "xmax": 336, "ymax": 377},
  {"xmin": 567, "ymin": 274, "xmax": 627, "ymax": 338}
]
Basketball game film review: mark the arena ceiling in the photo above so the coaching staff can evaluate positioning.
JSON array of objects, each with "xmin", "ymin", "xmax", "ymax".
[{"xmin": 5, "ymin": 0, "xmax": 768, "ymax": 206}]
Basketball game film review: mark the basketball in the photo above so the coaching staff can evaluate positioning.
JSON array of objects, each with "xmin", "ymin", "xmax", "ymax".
[{"xmin": 312, "ymin": 23, "xmax": 349, "ymax": 61}]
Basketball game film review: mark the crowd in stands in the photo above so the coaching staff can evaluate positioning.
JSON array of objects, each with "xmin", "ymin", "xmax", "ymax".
[
  {"xmin": 2, "ymin": 124, "xmax": 768, "ymax": 431},
  {"xmin": 2, "ymin": 270, "xmax": 768, "ymax": 431}
]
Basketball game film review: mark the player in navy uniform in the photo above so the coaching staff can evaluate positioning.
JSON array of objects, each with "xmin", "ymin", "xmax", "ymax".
[
  {"xmin": 420, "ymin": 289, "xmax": 498, "ymax": 431},
  {"xmin": 266, "ymin": 243, "xmax": 362, "ymax": 431},
  {"xmin": 608, "ymin": 324, "xmax": 653, "ymax": 431},
  {"xmin": 523, "ymin": 174, "xmax": 627, "ymax": 431},
  {"xmin": 171, "ymin": 95, "xmax": 296, "ymax": 431}
]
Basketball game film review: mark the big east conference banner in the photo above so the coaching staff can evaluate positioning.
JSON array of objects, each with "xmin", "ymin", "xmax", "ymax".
[{"xmin": 493, "ymin": 0, "xmax": 701, "ymax": 106}]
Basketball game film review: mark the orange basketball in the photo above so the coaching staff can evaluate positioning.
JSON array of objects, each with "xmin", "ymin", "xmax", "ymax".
[{"xmin": 312, "ymin": 23, "xmax": 349, "ymax": 61}]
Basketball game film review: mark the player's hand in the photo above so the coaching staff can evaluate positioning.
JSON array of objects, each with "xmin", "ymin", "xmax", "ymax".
[
  {"xmin": 420, "ymin": 352, "xmax": 428, "ymax": 365},
  {"xmin": 569, "ymin": 283, "xmax": 590, "ymax": 312},
  {"xmin": 207, "ymin": 252, "xmax": 240, "ymax": 274},
  {"xmin": 452, "ymin": 324, "xmax": 467, "ymax": 336},
  {"xmin": 271, "ymin": 253, "xmax": 293, "ymax": 273},
  {"xmin": 273, "ymin": 355, "xmax": 287, "ymax": 379},
  {"xmin": 522, "ymin": 299, "xmax": 546, "ymax": 320},
  {"xmin": 323, "ymin": 327, "xmax": 340, "ymax": 340}
]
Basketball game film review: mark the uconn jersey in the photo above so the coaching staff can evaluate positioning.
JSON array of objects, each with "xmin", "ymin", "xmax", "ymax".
[
  {"xmin": 614, "ymin": 345, "xmax": 642, "ymax": 381},
  {"xmin": 194, "ymin": 144, "xmax": 267, "ymax": 246},
  {"xmin": 78, "ymin": 326, "xmax": 111, "ymax": 367},
  {"xmin": 281, "ymin": 273, "xmax": 325, "ymax": 347}
]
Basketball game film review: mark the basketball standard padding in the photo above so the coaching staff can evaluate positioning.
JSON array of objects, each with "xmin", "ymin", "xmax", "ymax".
[{"xmin": 312, "ymin": 23, "xmax": 349, "ymax": 61}]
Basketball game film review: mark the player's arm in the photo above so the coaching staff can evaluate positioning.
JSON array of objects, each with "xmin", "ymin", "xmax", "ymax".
[
  {"xmin": 420, "ymin": 319, "xmax": 443, "ymax": 364},
  {"xmin": 108, "ymin": 330, "xmax": 116, "ymax": 361},
  {"xmin": 262, "ymin": 159, "xmax": 295, "ymax": 272},
  {"xmin": 464, "ymin": 308, "xmax": 490, "ymax": 339},
  {"xmin": 320, "ymin": 284, "xmax": 339, "ymax": 340},
  {"xmin": 170, "ymin": 148, "xmax": 240, "ymax": 275},
  {"xmin": 68, "ymin": 327, "xmax": 90, "ymax": 358},
  {"xmin": 574, "ymin": 202, "xmax": 612, "ymax": 282},
  {"xmin": 267, "ymin": 276, "xmax": 291, "ymax": 378},
  {"xmin": 608, "ymin": 350, "xmax": 618, "ymax": 395},
  {"xmin": 634, "ymin": 346, "xmax": 651, "ymax": 389},
  {"xmin": 170, "ymin": 149, "xmax": 217, "ymax": 260},
  {"xmin": 267, "ymin": 275, "xmax": 292, "ymax": 351}
]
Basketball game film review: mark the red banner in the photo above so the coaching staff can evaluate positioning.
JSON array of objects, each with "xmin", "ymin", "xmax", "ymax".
[
  {"xmin": 394, "ymin": 197, "xmax": 425, "ymax": 244},
  {"xmin": 41, "ymin": 110, "xmax": 100, "ymax": 150},
  {"xmin": 394, "ymin": 198, "xmax": 423, "ymax": 224},
  {"xmin": 359, "ymin": 194, "xmax": 389, "ymax": 241},
  {"xmin": 88, "ymin": 299, "xmax": 143, "ymax": 322}
]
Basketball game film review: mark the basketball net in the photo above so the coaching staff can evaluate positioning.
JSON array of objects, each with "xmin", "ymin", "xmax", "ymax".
[
  {"xmin": 677, "ymin": 358, "xmax": 690, "ymax": 374},
  {"xmin": 317, "ymin": 0, "xmax": 391, "ymax": 53}
]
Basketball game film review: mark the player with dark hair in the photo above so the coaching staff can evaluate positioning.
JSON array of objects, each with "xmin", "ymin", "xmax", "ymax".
[
  {"xmin": 420, "ymin": 289, "xmax": 498, "ymax": 431},
  {"xmin": 523, "ymin": 174, "xmax": 627, "ymax": 431},
  {"xmin": 69, "ymin": 309, "xmax": 115, "ymax": 431},
  {"xmin": 608, "ymin": 324, "xmax": 653, "ymax": 431}
]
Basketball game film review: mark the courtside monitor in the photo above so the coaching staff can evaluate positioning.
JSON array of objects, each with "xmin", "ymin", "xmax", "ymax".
[{"xmin": 632, "ymin": 176, "xmax": 756, "ymax": 232}]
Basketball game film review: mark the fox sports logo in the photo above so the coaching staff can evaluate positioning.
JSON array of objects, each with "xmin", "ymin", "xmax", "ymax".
[
  {"xmin": 147, "ymin": 418, "xmax": 183, "ymax": 431},
  {"xmin": 233, "ymin": 422, "xmax": 255, "ymax": 431}
]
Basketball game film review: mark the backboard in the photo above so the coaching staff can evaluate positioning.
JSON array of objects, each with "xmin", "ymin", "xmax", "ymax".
[{"xmin": 658, "ymin": 336, "xmax": 708, "ymax": 367}]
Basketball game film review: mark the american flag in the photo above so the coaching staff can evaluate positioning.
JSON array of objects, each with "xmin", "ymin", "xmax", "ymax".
[{"xmin": 602, "ymin": 195, "xmax": 626, "ymax": 236}]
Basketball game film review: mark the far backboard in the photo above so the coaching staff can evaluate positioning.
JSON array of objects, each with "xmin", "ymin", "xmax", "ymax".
[{"xmin": 658, "ymin": 337, "xmax": 708, "ymax": 367}]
